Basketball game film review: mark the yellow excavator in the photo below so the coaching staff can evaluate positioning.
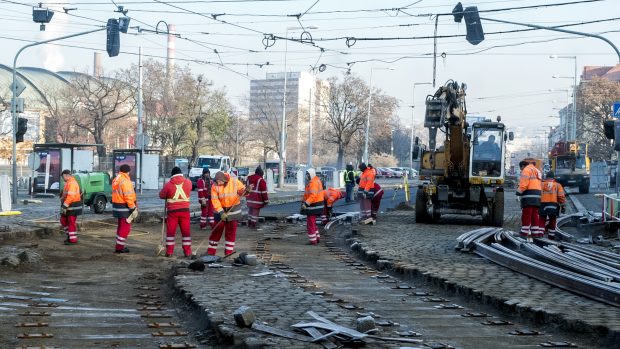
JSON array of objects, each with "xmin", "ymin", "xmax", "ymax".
[{"xmin": 412, "ymin": 80, "xmax": 513, "ymax": 226}]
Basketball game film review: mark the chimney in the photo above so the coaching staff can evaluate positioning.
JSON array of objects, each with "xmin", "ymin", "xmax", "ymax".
[
  {"xmin": 93, "ymin": 52, "xmax": 102, "ymax": 77},
  {"xmin": 166, "ymin": 24, "xmax": 176, "ymax": 81}
]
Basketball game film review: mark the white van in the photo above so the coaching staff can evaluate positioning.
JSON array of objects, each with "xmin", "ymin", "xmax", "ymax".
[{"xmin": 189, "ymin": 155, "xmax": 231, "ymax": 188}]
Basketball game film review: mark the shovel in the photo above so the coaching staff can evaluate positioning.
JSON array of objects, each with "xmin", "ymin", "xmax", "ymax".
[{"xmin": 193, "ymin": 218, "xmax": 226, "ymax": 256}]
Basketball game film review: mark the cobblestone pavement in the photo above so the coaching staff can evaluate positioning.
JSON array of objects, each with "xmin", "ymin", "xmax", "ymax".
[
  {"xmin": 348, "ymin": 191, "xmax": 620, "ymax": 348},
  {"xmin": 174, "ymin": 207, "xmax": 602, "ymax": 348}
]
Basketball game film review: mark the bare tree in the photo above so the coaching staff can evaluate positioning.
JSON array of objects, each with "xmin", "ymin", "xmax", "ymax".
[
  {"xmin": 67, "ymin": 71, "xmax": 137, "ymax": 162},
  {"xmin": 577, "ymin": 77, "xmax": 620, "ymax": 161}
]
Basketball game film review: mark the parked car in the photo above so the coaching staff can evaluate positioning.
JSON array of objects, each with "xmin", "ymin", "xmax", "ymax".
[
  {"xmin": 376, "ymin": 167, "xmax": 393, "ymax": 178},
  {"xmin": 388, "ymin": 167, "xmax": 404, "ymax": 178}
]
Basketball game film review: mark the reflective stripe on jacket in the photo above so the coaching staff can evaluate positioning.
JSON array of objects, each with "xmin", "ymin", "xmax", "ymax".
[
  {"xmin": 344, "ymin": 170, "xmax": 355, "ymax": 183},
  {"xmin": 517, "ymin": 164, "xmax": 542, "ymax": 207},
  {"xmin": 211, "ymin": 177, "xmax": 246, "ymax": 213},
  {"xmin": 112, "ymin": 172, "xmax": 136, "ymax": 218},
  {"xmin": 540, "ymin": 179, "xmax": 566, "ymax": 215},
  {"xmin": 324, "ymin": 188, "xmax": 343, "ymax": 207},
  {"xmin": 246, "ymin": 174, "xmax": 269, "ymax": 208},
  {"xmin": 159, "ymin": 174, "xmax": 192, "ymax": 212},
  {"xmin": 359, "ymin": 168, "xmax": 376, "ymax": 192},
  {"xmin": 61, "ymin": 176, "xmax": 82, "ymax": 216}
]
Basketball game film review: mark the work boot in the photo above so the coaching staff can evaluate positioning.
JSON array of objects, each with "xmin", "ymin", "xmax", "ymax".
[
  {"xmin": 115, "ymin": 247, "xmax": 130, "ymax": 254},
  {"xmin": 165, "ymin": 253, "xmax": 172, "ymax": 258},
  {"xmin": 185, "ymin": 253, "xmax": 197, "ymax": 260},
  {"xmin": 362, "ymin": 218, "xmax": 374, "ymax": 225},
  {"xmin": 63, "ymin": 239, "xmax": 77, "ymax": 245}
]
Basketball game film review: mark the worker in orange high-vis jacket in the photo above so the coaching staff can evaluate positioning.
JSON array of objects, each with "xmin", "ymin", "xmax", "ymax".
[
  {"xmin": 60, "ymin": 169, "xmax": 82, "ymax": 245},
  {"xmin": 246, "ymin": 166, "xmax": 269, "ymax": 229},
  {"xmin": 539, "ymin": 171, "xmax": 566, "ymax": 240},
  {"xmin": 302, "ymin": 168, "xmax": 325, "ymax": 245},
  {"xmin": 208, "ymin": 171, "xmax": 248, "ymax": 256},
  {"xmin": 321, "ymin": 188, "xmax": 344, "ymax": 225},
  {"xmin": 112, "ymin": 164, "xmax": 137, "ymax": 253},
  {"xmin": 196, "ymin": 168, "xmax": 213, "ymax": 229},
  {"xmin": 159, "ymin": 167, "xmax": 193, "ymax": 258},
  {"xmin": 516, "ymin": 159, "xmax": 542, "ymax": 239},
  {"xmin": 357, "ymin": 162, "xmax": 376, "ymax": 223}
]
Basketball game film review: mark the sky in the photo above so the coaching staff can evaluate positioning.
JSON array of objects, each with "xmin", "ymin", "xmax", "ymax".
[{"xmin": 1, "ymin": 0, "xmax": 619, "ymax": 142}]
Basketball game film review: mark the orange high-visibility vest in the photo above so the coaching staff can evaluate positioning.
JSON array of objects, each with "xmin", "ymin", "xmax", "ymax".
[
  {"xmin": 541, "ymin": 179, "xmax": 566, "ymax": 205},
  {"xmin": 211, "ymin": 177, "xmax": 246, "ymax": 213},
  {"xmin": 359, "ymin": 168, "xmax": 376, "ymax": 192},
  {"xmin": 304, "ymin": 176, "xmax": 324, "ymax": 205},
  {"xmin": 324, "ymin": 188, "xmax": 343, "ymax": 207},
  {"xmin": 517, "ymin": 164, "xmax": 542, "ymax": 206}
]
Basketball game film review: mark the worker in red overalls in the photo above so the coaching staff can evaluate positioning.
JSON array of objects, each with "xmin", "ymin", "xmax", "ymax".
[
  {"xmin": 516, "ymin": 159, "xmax": 542, "ymax": 239},
  {"xmin": 370, "ymin": 182, "xmax": 384, "ymax": 222},
  {"xmin": 112, "ymin": 164, "xmax": 137, "ymax": 253},
  {"xmin": 321, "ymin": 188, "xmax": 344, "ymax": 225},
  {"xmin": 539, "ymin": 171, "xmax": 566, "ymax": 240},
  {"xmin": 196, "ymin": 168, "xmax": 213, "ymax": 229},
  {"xmin": 159, "ymin": 167, "xmax": 193, "ymax": 258},
  {"xmin": 208, "ymin": 171, "xmax": 248, "ymax": 256},
  {"xmin": 60, "ymin": 169, "xmax": 82, "ymax": 245},
  {"xmin": 302, "ymin": 168, "xmax": 325, "ymax": 245},
  {"xmin": 358, "ymin": 163, "xmax": 376, "ymax": 224},
  {"xmin": 246, "ymin": 166, "xmax": 269, "ymax": 229}
]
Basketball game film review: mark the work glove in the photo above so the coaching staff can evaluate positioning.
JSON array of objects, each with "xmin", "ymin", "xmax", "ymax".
[
  {"xmin": 126, "ymin": 207, "xmax": 139, "ymax": 223},
  {"xmin": 301, "ymin": 202, "xmax": 308, "ymax": 210},
  {"xmin": 515, "ymin": 196, "xmax": 521, "ymax": 203},
  {"xmin": 363, "ymin": 191, "xmax": 369, "ymax": 199},
  {"xmin": 61, "ymin": 205, "xmax": 68, "ymax": 216},
  {"xmin": 200, "ymin": 198, "xmax": 207, "ymax": 207},
  {"xmin": 561, "ymin": 205, "xmax": 566, "ymax": 214},
  {"xmin": 220, "ymin": 211, "xmax": 229, "ymax": 221}
]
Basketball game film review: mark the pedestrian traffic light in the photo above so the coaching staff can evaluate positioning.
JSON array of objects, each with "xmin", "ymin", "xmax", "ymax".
[
  {"xmin": 452, "ymin": 3, "xmax": 485, "ymax": 45},
  {"xmin": 106, "ymin": 18, "xmax": 120, "ymax": 57},
  {"xmin": 16, "ymin": 117, "xmax": 27, "ymax": 143}
]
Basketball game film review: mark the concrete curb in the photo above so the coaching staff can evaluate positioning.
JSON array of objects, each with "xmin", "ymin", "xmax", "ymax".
[{"xmin": 339, "ymin": 228, "xmax": 619, "ymax": 348}]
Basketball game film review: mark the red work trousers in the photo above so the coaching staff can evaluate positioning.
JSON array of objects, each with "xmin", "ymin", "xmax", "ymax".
[
  {"xmin": 539, "ymin": 214, "xmax": 558, "ymax": 236},
  {"xmin": 60, "ymin": 214, "xmax": 78, "ymax": 243},
  {"xmin": 200, "ymin": 204, "xmax": 213, "ymax": 229},
  {"xmin": 115, "ymin": 218, "xmax": 132, "ymax": 251},
  {"xmin": 306, "ymin": 215, "xmax": 319, "ymax": 244},
  {"xmin": 247, "ymin": 207, "xmax": 261, "ymax": 228},
  {"xmin": 520, "ymin": 206, "xmax": 540, "ymax": 237},
  {"xmin": 207, "ymin": 220, "xmax": 238, "ymax": 255},
  {"xmin": 371, "ymin": 191, "xmax": 384, "ymax": 219},
  {"xmin": 165, "ymin": 210, "xmax": 192, "ymax": 256}
]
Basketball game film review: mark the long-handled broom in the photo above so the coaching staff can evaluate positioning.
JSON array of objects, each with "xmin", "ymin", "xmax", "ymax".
[{"xmin": 155, "ymin": 205, "xmax": 167, "ymax": 256}]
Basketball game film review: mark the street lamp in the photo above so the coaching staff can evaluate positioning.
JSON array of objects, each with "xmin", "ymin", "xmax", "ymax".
[
  {"xmin": 549, "ymin": 88, "xmax": 571, "ymax": 142},
  {"xmin": 363, "ymin": 66, "xmax": 394, "ymax": 164},
  {"xmin": 279, "ymin": 25, "xmax": 318, "ymax": 189},
  {"xmin": 550, "ymin": 55, "xmax": 578, "ymax": 141},
  {"xmin": 409, "ymin": 82, "xmax": 432, "ymax": 170}
]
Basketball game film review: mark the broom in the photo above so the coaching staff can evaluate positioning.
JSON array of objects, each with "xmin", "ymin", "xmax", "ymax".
[{"xmin": 155, "ymin": 205, "xmax": 167, "ymax": 256}]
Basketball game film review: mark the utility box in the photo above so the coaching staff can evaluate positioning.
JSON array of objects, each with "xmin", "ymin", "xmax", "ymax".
[
  {"xmin": 113, "ymin": 149, "xmax": 160, "ymax": 190},
  {"xmin": 31, "ymin": 143, "xmax": 96, "ymax": 193}
]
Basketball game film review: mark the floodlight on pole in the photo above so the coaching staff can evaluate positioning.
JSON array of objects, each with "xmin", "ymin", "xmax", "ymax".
[{"xmin": 363, "ymin": 66, "xmax": 395, "ymax": 164}]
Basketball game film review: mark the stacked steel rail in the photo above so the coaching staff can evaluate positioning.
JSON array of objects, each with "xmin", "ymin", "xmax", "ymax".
[{"xmin": 456, "ymin": 229, "xmax": 620, "ymax": 306}]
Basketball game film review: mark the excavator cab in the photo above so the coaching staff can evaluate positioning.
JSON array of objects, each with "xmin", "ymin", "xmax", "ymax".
[{"xmin": 469, "ymin": 122, "xmax": 506, "ymax": 180}]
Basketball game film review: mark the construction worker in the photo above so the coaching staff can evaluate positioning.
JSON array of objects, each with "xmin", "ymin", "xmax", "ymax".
[
  {"xmin": 208, "ymin": 171, "xmax": 248, "ymax": 256},
  {"xmin": 358, "ymin": 162, "xmax": 376, "ymax": 224},
  {"xmin": 370, "ymin": 182, "xmax": 384, "ymax": 222},
  {"xmin": 112, "ymin": 164, "xmax": 137, "ymax": 253},
  {"xmin": 321, "ymin": 188, "xmax": 344, "ymax": 225},
  {"xmin": 59, "ymin": 169, "xmax": 82, "ymax": 245},
  {"xmin": 302, "ymin": 168, "xmax": 325, "ymax": 245},
  {"xmin": 539, "ymin": 171, "xmax": 566, "ymax": 240},
  {"xmin": 516, "ymin": 159, "xmax": 542, "ymax": 239},
  {"xmin": 196, "ymin": 168, "xmax": 213, "ymax": 229},
  {"xmin": 246, "ymin": 166, "xmax": 269, "ymax": 229},
  {"xmin": 344, "ymin": 164, "xmax": 355, "ymax": 202},
  {"xmin": 159, "ymin": 167, "xmax": 193, "ymax": 258}
]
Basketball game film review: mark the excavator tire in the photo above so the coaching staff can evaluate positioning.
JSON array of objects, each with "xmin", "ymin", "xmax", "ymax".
[
  {"xmin": 415, "ymin": 189, "xmax": 428, "ymax": 223},
  {"xmin": 491, "ymin": 191, "xmax": 504, "ymax": 227}
]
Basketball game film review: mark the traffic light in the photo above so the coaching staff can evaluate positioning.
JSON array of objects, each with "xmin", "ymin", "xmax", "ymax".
[
  {"xmin": 16, "ymin": 117, "xmax": 27, "ymax": 143},
  {"xmin": 452, "ymin": 3, "xmax": 485, "ymax": 45},
  {"xmin": 106, "ymin": 18, "xmax": 120, "ymax": 57}
]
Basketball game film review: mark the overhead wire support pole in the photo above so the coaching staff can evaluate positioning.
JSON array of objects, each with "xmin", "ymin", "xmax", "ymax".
[
  {"xmin": 11, "ymin": 26, "xmax": 106, "ymax": 204},
  {"xmin": 478, "ymin": 17, "xmax": 620, "ymax": 62}
]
